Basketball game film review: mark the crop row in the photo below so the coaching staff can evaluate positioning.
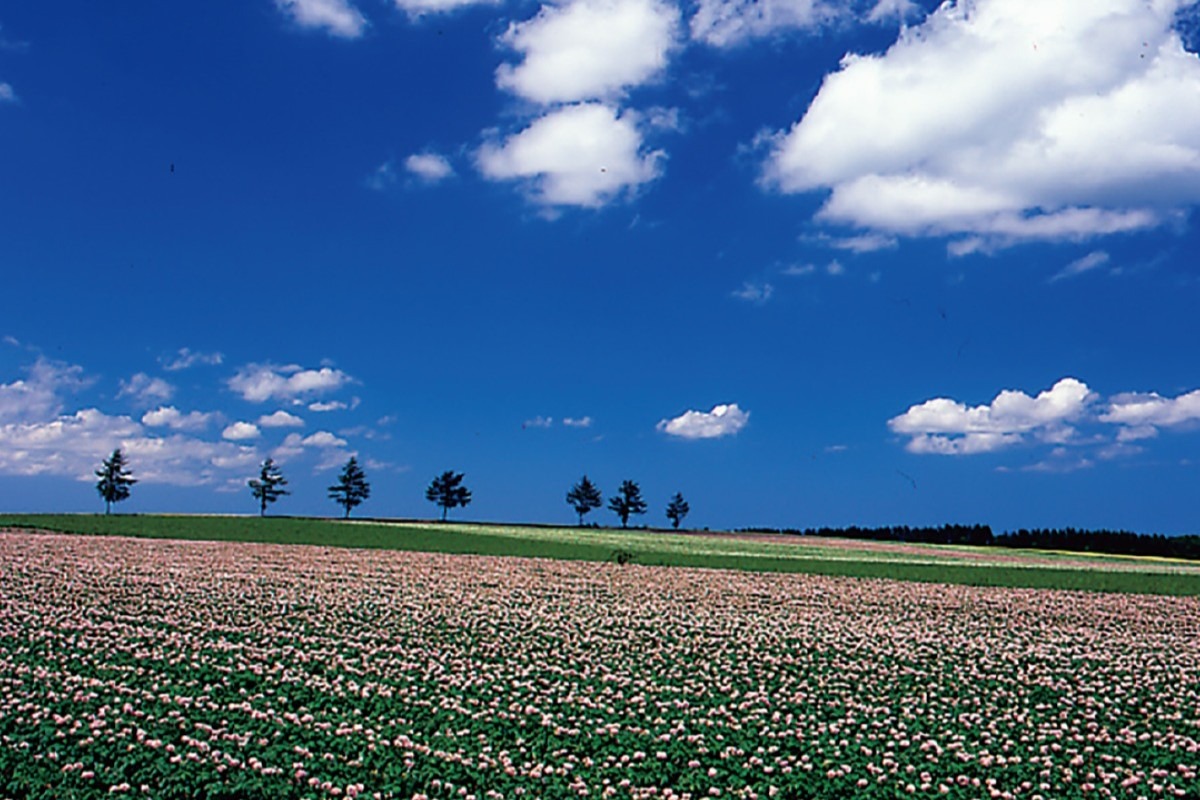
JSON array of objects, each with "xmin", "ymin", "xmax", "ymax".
[{"xmin": 1, "ymin": 531, "xmax": 1198, "ymax": 799}]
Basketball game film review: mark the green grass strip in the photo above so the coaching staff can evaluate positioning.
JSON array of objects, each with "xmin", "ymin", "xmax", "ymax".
[{"xmin": 2, "ymin": 513, "xmax": 1199, "ymax": 596}]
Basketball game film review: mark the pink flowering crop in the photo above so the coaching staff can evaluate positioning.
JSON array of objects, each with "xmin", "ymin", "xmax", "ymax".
[{"xmin": 0, "ymin": 530, "xmax": 1198, "ymax": 799}]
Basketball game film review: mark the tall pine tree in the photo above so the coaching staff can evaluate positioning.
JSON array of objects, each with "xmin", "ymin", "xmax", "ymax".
[
  {"xmin": 328, "ymin": 457, "xmax": 371, "ymax": 518},
  {"xmin": 248, "ymin": 458, "xmax": 289, "ymax": 516},
  {"xmin": 95, "ymin": 448, "xmax": 136, "ymax": 514}
]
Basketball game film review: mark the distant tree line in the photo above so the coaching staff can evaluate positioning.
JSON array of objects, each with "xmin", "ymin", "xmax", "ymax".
[
  {"xmin": 994, "ymin": 527, "xmax": 1200, "ymax": 560},
  {"xmin": 738, "ymin": 523, "xmax": 1200, "ymax": 561}
]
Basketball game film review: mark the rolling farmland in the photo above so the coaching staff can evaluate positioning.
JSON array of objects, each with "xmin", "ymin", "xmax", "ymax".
[{"xmin": 2, "ymin": 527, "xmax": 1199, "ymax": 799}]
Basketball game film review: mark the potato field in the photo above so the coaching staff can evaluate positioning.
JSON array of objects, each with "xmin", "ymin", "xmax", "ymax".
[{"xmin": 1, "ymin": 530, "xmax": 1198, "ymax": 799}]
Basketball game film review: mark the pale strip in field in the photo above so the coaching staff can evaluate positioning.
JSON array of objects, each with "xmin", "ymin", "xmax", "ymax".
[{"xmin": 353, "ymin": 519, "xmax": 1200, "ymax": 576}]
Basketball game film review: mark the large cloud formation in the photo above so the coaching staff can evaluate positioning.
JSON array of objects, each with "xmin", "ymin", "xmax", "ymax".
[
  {"xmin": 0, "ymin": 355, "xmax": 363, "ymax": 487},
  {"xmin": 763, "ymin": 0, "xmax": 1200, "ymax": 248},
  {"xmin": 890, "ymin": 378, "xmax": 1095, "ymax": 454},
  {"xmin": 892, "ymin": 378, "xmax": 1200, "ymax": 458}
]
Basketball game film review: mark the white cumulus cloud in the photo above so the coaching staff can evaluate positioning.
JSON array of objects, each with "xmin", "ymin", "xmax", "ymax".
[
  {"xmin": 258, "ymin": 410, "xmax": 306, "ymax": 428},
  {"xmin": 275, "ymin": 0, "xmax": 367, "ymax": 38},
  {"xmin": 228, "ymin": 363, "xmax": 352, "ymax": 403},
  {"xmin": 0, "ymin": 408, "xmax": 258, "ymax": 486},
  {"xmin": 274, "ymin": 430, "xmax": 349, "ymax": 462},
  {"xmin": 1101, "ymin": 389, "xmax": 1200, "ymax": 433},
  {"xmin": 303, "ymin": 431, "xmax": 348, "ymax": 447},
  {"xmin": 142, "ymin": 406, "xmax": 215, "ymax": 432},
  {"xmin": 658, "ymin": 403, "xmax": 750, "ymax": 439},
  {"xmin": 763, "ymin": 0, "xmax": 1200, "ymax": 248},
  {"xmin": 222, "ymin": 421, "xmax": 261, "ymax": 441},
  {"xmin": 478, "ymin": 103, "xmax": 665, "ymax": 208},
  {"xmin": 405, "ymin": 152, "xmax": 454, "ymax": 183},
  {"xmin": 563, "ymin": 416, "xmax": 593, "ymax": 428},
  {"xmin": 496, "ymin": 0, "xmax": 681, "ymax": 104},
  {"xmin": 0, "ymin": 358, "xmax": 89, "ymax": 424},
  {"xmin": 889, "ymin": 377, "xmax": 1096, "ymax": 454}
]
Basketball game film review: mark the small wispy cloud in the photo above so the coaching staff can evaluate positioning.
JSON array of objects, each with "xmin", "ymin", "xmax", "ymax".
[
  {"xmin": 0, "ymin": 83, "xmax": 16, "ymax": 103},
  {"xmin": 118, "ymin": 373, "xmax": 175, "ymax": 406},
  {"xmin": 810, "ymin": 232, "xmax": 899, "ymax": 253},
  {"xmin": 162, "ymin": 348, "xmax": 223, "ymax": 371},
  {"xmin": 1049, "ymin": 251, "xmax": 1110, "ymax": 283},
  {"xmin": 405, "ymin": 152, "xmax": 454, "ymax": 183},
  {"xmin": 732, "ymin": 281, "xmax": 774, "ymax": 305},
  {"xmin": 563, "ymin": 416, "xmax": 593, "ymax": 428},
  {"xmin": 782, "ymin": 263, "xmax": 816, "ymax": 277},
  {"xmin": 364, "ymin": 159, "xmax": 397, "ymax": 191},
  {"xmin": 523, "ymin": 415, "xmax": 554, "ymax": 429}
]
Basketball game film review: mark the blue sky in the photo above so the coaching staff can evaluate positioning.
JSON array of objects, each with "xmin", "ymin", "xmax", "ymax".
[{"xmin": 2, "ymin": 0, "xmax": 1199, "ymax": 533}]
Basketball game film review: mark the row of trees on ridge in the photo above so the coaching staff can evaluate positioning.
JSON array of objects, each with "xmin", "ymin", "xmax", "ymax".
[
  {"xmin": 93, "ymin": 451, "xmax": 1200, "ymax": 558},
  {"xmin": 96, "ymin": 450, "xmax": 476, "ymax": 522},
  {"xmin": 95, "ymin": 451, "xmax": 688, "ymax": 528},
  {"xmin": 566, "ymin": 475, "xmax": 689, "ymax": 529}
]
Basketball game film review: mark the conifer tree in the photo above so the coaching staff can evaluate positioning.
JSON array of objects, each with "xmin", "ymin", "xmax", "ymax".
[
  {"xmin": 566, "ymin": 474, "xmax": 603, "ymax": 525},
  {"xmin": 95, "ymin": 448, "xmax": 136, "ymax": 514},
  {"xmin": 607, "ymin": 479, "xmax": 647, "ymax": 528},
  {"xmin": 248, "ymin": 458, "xmax": 289, "ymax": 516},
  {"xmin": 665, "ymin": 492, "xmax": 690, "ymax": 530},
  {"xmin": 426, "ymin": 470, "xmax": 471, "ymax": 521},
  {"xmin": 328, "ymin": 456, "xmax": 371, "ymax": 518}
]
